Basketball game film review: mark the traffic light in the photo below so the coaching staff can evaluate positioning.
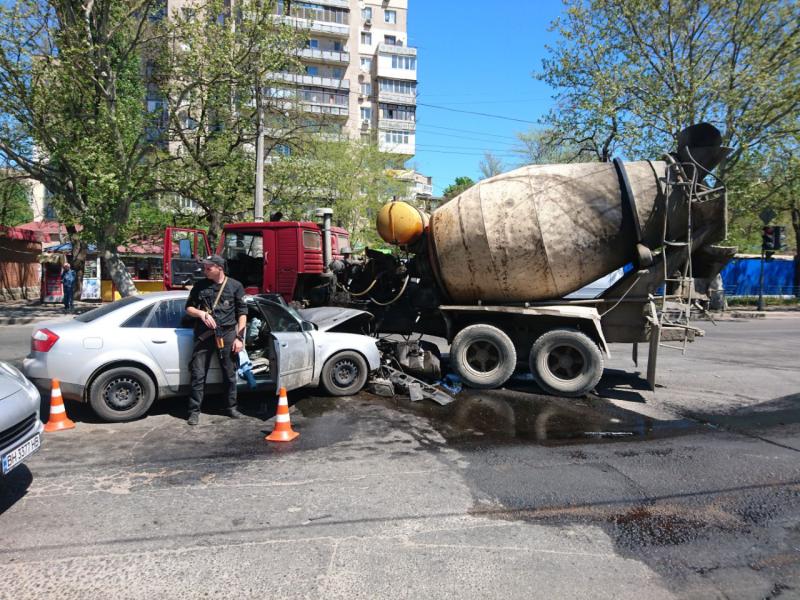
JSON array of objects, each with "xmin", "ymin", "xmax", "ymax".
[
  {"xmin": 772, "ymin": 225, "xmax": 785, "ymax": 251},
  {"xmin": 762, "ymin": 226, "xmax": 775, "ymax": 252}
]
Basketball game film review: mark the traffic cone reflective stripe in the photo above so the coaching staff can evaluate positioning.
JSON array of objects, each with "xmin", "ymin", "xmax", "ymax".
[
  {"xmin": 44, "ymin": 379, "xmax": 75, "ymax": 432},
  {"xmin": 265, "ymin": 387, "xmax": 298, "ymax": 442}
]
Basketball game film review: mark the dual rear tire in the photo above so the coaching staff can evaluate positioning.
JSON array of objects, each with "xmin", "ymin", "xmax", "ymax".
[{"xmin": 450, "ymin": 324, "xmax": 603, "ymax": 397}]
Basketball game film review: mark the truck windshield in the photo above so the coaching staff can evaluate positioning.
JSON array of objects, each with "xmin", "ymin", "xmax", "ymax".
[{"xmin": 221, "ymin": 232, "xmax": 264, "ymax": 289}]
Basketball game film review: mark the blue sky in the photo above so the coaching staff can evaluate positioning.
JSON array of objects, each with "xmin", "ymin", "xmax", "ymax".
[{"xmin": 407, "ymin": 1, "xmax": 565, "ymax": 195}]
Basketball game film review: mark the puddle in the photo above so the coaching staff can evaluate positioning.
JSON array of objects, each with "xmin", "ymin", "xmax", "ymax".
[{"xmin": 294, "ymin": 386, "xmax": 703, "ymax": 447}]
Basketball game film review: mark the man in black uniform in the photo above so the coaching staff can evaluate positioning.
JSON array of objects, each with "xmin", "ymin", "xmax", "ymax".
[{"xmin": 184, "ymin": 255, "xmax": 247, "ymax": 426}]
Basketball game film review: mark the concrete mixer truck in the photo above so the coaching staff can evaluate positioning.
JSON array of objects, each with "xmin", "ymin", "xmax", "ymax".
[{"xmin": 341, "ymin": 123, "xmax": 736, "ymax": 396}]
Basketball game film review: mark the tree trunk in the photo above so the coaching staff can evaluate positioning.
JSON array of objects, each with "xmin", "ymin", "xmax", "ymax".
[
  {"xmin": 101, "ymin": 247, "xmax": 139, "ymax": 297},
  {"xmin": 207, "ymin": 211, "xmax": 222, "ymax": 251}
]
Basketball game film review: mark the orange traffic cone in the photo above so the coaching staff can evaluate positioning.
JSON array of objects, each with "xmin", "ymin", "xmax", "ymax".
[
  {"xmin": 265, "ymin": 387, "xmax": 299, "ymax": 442},
  {"xmin": 44, "ymin": 379, "xmax": 75, "ymax": 432}
]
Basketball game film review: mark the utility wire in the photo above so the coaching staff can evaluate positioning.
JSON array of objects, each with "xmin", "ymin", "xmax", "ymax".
[
  {"xmin": 417, "ymin": 123, "xmax": 520, "ymax": 140},
  {"xmin": 416, "ymin": 102, "xmax": 537, "ymax": 124}
]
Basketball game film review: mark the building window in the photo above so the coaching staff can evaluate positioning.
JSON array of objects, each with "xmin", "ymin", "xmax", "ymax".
[
  {"xmin": 306, "ymin": 65, "xmax": 319, "ymax": 76},
  {"xmin": 274, "ymin": 144, "xmax": 291, "ymax": 157},
  {"xmin": 384, "ymin": 10, "xmax": 396, "ymax": 24},
  {"xmin": 384, "ymin": 130, "xmax": 409, "ymax": 145},
  {"xmin": 360, "ymin": 56, "xmax": 372, "ymax": 71},
  {"xmin": 361, "ymin": 7, "xmax": 372, "ymax": 20},
  {"xmin": 360, "ymin": 82, "xmax": 372, "ymax": 96},
  {"xmin": 279, "ymin": 2, "xmax": 349, "ymax": 25},
  {"xmin": 391, "ymin": 55, "xmax": 416, "ymax": 70},
  {"xmin": 331, "ymin": 67, "xmax": 343, "ymax": 78},
  {"xmin": 361, "ymin": 32, "xmax": 372, "ymax": 45},
  {"xmin": 379, "ymin": 78, "xmax": 416, "ymax": 95},
  {"xmin": 384, "ymin": 35, "xmax": 397, "ymax": 45},
  {"xmin": 380, "ymin": 104, "xmax": 415, "ymax": 121},
  {"xmin": 360, "ymin": 107, "xmax": 372, "ymax": 120},
  {"xmin": 333, "ymin": 41, "xmax": 343, "ymax": 51},
  {"xmin": 307, "ymin": 38, "xmax": 319, "ymax": 49}
]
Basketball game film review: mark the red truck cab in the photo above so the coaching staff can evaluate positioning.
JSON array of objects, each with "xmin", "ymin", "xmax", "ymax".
[{"xmin": 164, "ymin": 219, "xmax": 350, "ymax": 304}]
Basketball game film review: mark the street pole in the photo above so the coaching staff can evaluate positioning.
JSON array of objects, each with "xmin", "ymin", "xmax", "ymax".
[
  {"xmin": 254, "ymin": 74, "xmax": 265, "ymax": 222},
  {"xmin": 757, "ymin": 248, "xmax": 765, "ymax": 311}
]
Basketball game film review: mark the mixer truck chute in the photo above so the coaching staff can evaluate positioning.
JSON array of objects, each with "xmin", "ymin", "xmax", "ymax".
[{"xmin": 346, "ymin": 123, "xmax": 735, "ymax": 396}]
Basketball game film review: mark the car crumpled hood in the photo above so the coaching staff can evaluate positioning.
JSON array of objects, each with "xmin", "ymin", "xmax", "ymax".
[{"xmin": 298, "ymin": 307, "xmax": 373, "ymax": 332}]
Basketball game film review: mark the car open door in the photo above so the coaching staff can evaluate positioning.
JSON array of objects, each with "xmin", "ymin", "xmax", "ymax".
[
  {"xmin": 255, "ymin": 300, "xmax": 314, "ymax": 391},
  {"xmin": 164, "ymin": 227, "xmax": 211, "ymax": 290},
  {"xmin": 270, "ymin": 330, "xmax": 314, "ymax": 391}
]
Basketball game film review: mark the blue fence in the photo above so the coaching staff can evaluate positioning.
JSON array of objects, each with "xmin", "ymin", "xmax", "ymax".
[{"xmin": 720, "ymin": 256, "xmax": 797, "ymax": 296}]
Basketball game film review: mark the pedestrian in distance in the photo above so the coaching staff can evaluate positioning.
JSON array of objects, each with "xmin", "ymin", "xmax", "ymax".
[
  {"xmin": 61, "ymin": 262, "xmax": 76, "ymax": 313},
  {"xmin": 184, "ymin": 254, "xmax": 247, "ymax": 426}
]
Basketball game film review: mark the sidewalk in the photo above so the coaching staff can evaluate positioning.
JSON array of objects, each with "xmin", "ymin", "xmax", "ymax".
[{"xmin": 0, "ymin": 300, "xmax": 96, "ymax": 326}]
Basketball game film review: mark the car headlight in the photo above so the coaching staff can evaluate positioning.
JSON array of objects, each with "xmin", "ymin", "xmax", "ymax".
[{"xmin": 0, "ymin": 362, "xmax": 39, "ymax": 395}]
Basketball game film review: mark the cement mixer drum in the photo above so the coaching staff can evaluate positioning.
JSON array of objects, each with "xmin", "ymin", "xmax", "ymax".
[{"xmin": 429, "ymin": 161, "xmax": 665, "ymax": 303}]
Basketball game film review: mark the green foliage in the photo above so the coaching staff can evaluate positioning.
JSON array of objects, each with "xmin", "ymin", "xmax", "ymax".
[
  {"xmin": 154, "ymin": 0, "xmax": 308, "ymax": 242},
  {"xmin": 442, "ymin": 176, "xmax": 475, "ymax": 200},
  {"xmin": 514, "ymin": 128, "xmax": 584, "ymax": 165},
  {"xmin": 539, "ymin": 0, "xmax": 800, "ymax": 250},
  {"xmin": 264, "ymin": 139, "xmax": 410, "ymax": 247},
  {"xmin": 478, "ymin": 152, "xmax": 505, "ymax": 179},
  {"xmin": 0, "ymin": 179, "xmax": 31, "ymax": 226}
]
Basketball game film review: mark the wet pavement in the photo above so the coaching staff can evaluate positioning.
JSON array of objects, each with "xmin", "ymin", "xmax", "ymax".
[{"xmin": 1, "ymin": 317, "xmax": 799, "ymax": 598}]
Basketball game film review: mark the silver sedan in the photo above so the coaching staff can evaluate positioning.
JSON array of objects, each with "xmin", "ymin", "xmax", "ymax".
[
  {"xmin": 23, "ymin": 291, "xmax": 380, "ymax": 422},
  {"xmin": 1, "ymin": 361, "xmax": 43, "ymax": 477}
]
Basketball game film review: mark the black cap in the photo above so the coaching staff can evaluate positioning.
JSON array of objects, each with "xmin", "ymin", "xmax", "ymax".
[{"xmin": 201, "ymin": 254, "xmax": 225, "ymax": 268}]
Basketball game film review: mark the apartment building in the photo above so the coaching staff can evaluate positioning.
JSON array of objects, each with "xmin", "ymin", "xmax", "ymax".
[
  {"xmin": 274, "ymin": 0, "xmax": 417, "ymax": 156},
  {"xmin": 162, "ymin": 0, "xmax": 416, "ymax": 154}
]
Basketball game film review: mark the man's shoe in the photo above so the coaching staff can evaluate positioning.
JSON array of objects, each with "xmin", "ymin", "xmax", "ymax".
[
  {"xmin": 227, "ymin": 408, "xmax": 244, "ymax": 419},
  {"xmin": 187, "ymin": 413, "xmax": 199, "ymax": 426}
]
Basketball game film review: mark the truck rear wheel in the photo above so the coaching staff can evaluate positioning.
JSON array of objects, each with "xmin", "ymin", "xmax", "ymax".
[
  {"xmin": 450, "ymin": 324, "xmax": 516, "ymax": 389},
  {"xmin": 529, "ymin": 329, "xmax": 603, "ymax": 397}
]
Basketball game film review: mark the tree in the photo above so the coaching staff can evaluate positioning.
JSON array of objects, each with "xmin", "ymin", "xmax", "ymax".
[
  {"xmin": 514, "ymin": 128, "xmax": 583, "ymax": 165},
  {"xmin": 0, "ymin": 0, "xmax": 164, "ymax": 295},
  {"xmin": 478, "ymin": 152, "xmax": 505, "ymax": 179},
  {"xmin": 442, "ymin": 176, "xmax": 475, "ymax": 200},
  {"xmin": 539, "ymin": 0, "xmax": 800, "ymax": 250},
  {"xmin": 0, "ymin": 178, "xmax": 31, "ymax": 226},
  {"xmin": 263, "ymin": 139, "xmax": 409, "ymax": 247},
  {"xmin": 154, "ymin": 0, "xmax": 329, "ymax": 246}
]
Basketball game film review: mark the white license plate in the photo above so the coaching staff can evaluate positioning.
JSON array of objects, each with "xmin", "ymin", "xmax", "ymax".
[{"xmin": 2, "ymin": 433, "xmax": 41, "ymax": 475}]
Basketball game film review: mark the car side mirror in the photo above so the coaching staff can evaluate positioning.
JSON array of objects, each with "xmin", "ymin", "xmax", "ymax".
[{"xmin": 301, "ymin": 321, "xmax": 316, "ymax": 332}]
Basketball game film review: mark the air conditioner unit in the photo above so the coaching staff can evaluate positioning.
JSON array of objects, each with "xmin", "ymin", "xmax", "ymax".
[
  {"xmin": 364, "ymin": 18, "xmax": 372, "ymax": 27},
  {"xmin": 358, "ymin": 73, "xmax": 365, "ymax": 81},
  {"xmin": 361, "ymin": 119, "xmax": 370, "ymax": 129}
]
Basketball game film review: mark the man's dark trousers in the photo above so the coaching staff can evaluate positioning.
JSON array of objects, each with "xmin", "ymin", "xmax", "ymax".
[
  {"xmin": 63, "ymin": 287, "xmax": 74, "ymax": 311},
  {"xmin": 188, "ymin": 328, "xmax": 238, "ymax": 415}
]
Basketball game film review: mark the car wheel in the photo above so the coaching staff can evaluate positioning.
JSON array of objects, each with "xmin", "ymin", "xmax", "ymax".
[
  {"xmin": 320, "ymin": 351, "xmax": 369, "ymax": 396},
  {"xmin": 450, "ymin": 324, "xmax": 516, "ymax": 389},
  {"xmin": 89, "ymin": 366, "xmax": 156, "ymax": 422},
  {"xmin": 529, "ymin": 329, "xmax": 603, "ymax": 397}
]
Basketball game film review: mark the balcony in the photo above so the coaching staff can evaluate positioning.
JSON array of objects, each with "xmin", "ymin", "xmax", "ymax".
[
  {"xmin": 302, "ymin": 103, "xmax": 349, "ymax": 117},
  {"xmin": 313, "ymin": 0, "xmax": 349, "ymax": 8},
  {"xmin": 415, "ymin": 182, "xmax": 433, "ymax": 196},
  {"xmin": 378, "ymin": 118, "xmax": 415, "ymax": 132},
  {"xmin": 271, "ymin": 72, "xmax": 350, "ymax": 91},
  {"xmin": 298, "ymin": 48, "xmax": 350, "ymax": 65},
  {"xmin": 276, "ymin": 15, "xmax": 350, "ymax": 38},
  {"xmin": 377, "ymin": 43, "xmax": 417, "ymax": 57},
  {"xmin": 378, "ymin": 138, "xmax": 415, "ymax": 156},
  {"xmin": 377, "ymin": 90, "xmax": 416, "ymax": 105}
]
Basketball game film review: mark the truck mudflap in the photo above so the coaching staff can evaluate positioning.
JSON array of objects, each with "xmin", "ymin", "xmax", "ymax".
[{"xmin": 439, "ymin": 304, "xmax": 611, "ymax": 358}]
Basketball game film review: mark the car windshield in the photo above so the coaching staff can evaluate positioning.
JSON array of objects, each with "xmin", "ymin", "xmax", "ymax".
[{"xmin": 74, "ymin": 296, "xmax": 144, "ymax": 323}]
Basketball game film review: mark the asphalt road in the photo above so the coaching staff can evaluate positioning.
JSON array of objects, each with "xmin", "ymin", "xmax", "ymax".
[{"xmin": 1, "ymin": 317, "xmax": 799, "ymax": 599}]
